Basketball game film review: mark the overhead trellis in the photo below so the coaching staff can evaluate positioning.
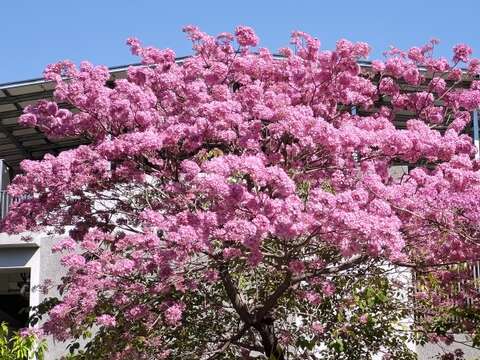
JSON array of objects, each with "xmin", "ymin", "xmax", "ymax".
[{"xmin": 0, "ymin": 64, "xmax": 136, "ymax": 174}]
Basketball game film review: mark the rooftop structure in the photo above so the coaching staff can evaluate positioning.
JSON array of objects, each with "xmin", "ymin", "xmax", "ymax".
[{"xmin": 0, "ymin": 65, "xmax": 132, "ymax": 174}]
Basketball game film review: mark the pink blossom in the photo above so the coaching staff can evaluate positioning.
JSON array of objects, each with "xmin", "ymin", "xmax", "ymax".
[
  {"xmin": 111, "ymin": 259, "xmax": 135, "ymax": 275},
  {"xmin": 289, "ymin": 260, "xmax": 305, "ymax": 274},
  {"xmin": 52, "ymin": 238, "xmax": 76, "ymax": 253},
  {"xmin": 304, "ymin": 291, "xmax": 321, "ymax": 304},
  {"xmin": 371, "ymin": 60, "xmax": 385, "ymax": 72},
  {"xmin": 164, "ymin": 302, "xmax": 185, "ymax": 326},
  {"xmin": 453, "ymin": 43, "xmax": 473, "ymax": 63},
  {"xmin": 407, "ymin": 46, "xmax": 424, "ymax": 62},
  {"xmin": 235, "ymin": 26, "xmax": 259, "ymax": 47},
  {"xmin": 60, "ymin": 254, "xmax": 86, "ymax": 268},
  {"xmin": 359, "ymin": 314, "xmax": 369, "ymax": 324},
  {"xmin": 127, "ymin": 306, "xmax": 147, "ymax": 321},
  {"xmin": 97, "ymin": 314, "xmax": 116, "ymax": 327},
  {"xmin": 379, "ymin": 77, "xmax": 399, "ymax": 96},
  {"xmin": 403, "ymin": 66, "xmax": 420, "ymax": 85},
  {"xmin": 311, "ymin": 322, "xmax": 325, "ymax": 335},
  {"xmin": 429, "ymin": 77, "xmax": 447, "ymax": 94},
  {"xmin": 322, "ymin": 281, "xmax": 336, "ymax": 297},
  {"xmin": 19, "ymin": 327, "xmax": 43, "ymax": 338},
  {"xmin": 468, "ymin": 58, "xmax": 480, "ymax": 75},
  {"xmin": 222, "ymin": 247, "xmax": 242, "ymax": 259}
]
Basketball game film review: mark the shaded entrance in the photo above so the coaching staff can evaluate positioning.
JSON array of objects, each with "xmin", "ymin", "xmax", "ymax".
[{"xmin": 0, "ymin": 269, "xmax": 30, "ymax": 329}]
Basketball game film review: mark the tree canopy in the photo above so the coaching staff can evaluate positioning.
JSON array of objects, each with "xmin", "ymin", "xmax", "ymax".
[{"xmin": 4, "ymin": 26, "xmax": 480, "ymax": 359}]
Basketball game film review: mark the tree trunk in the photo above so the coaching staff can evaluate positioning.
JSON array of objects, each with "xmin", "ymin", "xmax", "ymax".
[{"xmin": 254, "ymin": 315, "xmax": 285, "ymax": 360}]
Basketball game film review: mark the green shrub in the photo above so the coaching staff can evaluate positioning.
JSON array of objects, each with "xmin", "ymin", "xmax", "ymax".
[{"xmin": 0, "ymin": 322, "xmax": 47, "ymax": 360}]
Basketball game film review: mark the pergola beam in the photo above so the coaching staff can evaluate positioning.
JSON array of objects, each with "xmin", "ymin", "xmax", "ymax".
[
  {"xmin": 0, "ymin": 123, "xmax": 31, "ymax": 159},
  {"xmin": 0, "ymin": 102, "xmax": 73, "ymax": 120},
  {"xmin": 0, "ymin": 90, "xmax": 34, "ymax": 159},
  {"xmin": 0, "ymin": 89, "xmax": 54, "ymax": 106}
]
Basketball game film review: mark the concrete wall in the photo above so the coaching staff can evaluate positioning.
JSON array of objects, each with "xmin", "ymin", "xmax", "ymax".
[
  {"xmin": 418, "ymin": 335, "xmax": 480, "ymax": 359},
  {"xmin": 0, "ymin": 231, "xmax": 68, "ymax": 359},
  {"xmin": 37, "ymin": 234, "xmax": 69, "ymax": 359}
]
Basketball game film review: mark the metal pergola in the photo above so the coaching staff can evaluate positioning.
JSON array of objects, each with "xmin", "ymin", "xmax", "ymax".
[{"xmin": 0, "ymin": 64, "xmax": 139, "ymax": 175}]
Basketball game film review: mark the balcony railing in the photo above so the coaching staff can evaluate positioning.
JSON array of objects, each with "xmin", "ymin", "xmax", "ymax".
[{"xmin": 0, "ymin": 190, "xmax": 16, "ymax": 220}]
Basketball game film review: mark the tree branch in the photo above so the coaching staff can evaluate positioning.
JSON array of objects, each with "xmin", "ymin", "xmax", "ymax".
[
  {"xmin": 218, "ymin": 263, "xmax": 253, "ymax": 325},
  {"xmin": 204, "ymin": 324, "xmax": 249, "ymax": 360},
  {"xmin": 293, "ymin": 254, "xmax": 368, "ymax": 284},
  {"xmin": 254, "ymin": 271, "xmax": 292, "ymax": 323}
]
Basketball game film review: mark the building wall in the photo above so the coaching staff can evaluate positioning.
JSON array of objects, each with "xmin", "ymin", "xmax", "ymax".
[
  {"xmin": 388, "ymin": 166, "xmax": 480, "ymax": 360},
  {"xmin": 417, "ymin": 335, "xmax": 480, "ymax": 360},
  {"xmin": 38, "ymin": 234, "xmax": 69, "ymax": 359},
  {"xmin": 0, "ymin": 231, "xmax": 69, "ymax": 359}
]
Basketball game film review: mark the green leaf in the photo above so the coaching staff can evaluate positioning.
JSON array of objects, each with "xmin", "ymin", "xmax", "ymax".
[{"xmin": 329, "ymin": 338, "xmax": 345, "ymax": 353}]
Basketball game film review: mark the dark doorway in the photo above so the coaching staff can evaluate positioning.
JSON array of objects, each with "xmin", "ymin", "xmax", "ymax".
[{"xmin": 0, "ymin": 270, "xmax": 30, "ymax": 329}]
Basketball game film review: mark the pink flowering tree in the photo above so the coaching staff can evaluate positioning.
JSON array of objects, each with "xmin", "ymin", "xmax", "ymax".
[{"xmin": 5, "ymin": 26, "xmax": 480, "ymax": 359}]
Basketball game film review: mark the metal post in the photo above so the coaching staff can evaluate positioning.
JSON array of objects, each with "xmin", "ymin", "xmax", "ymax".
[{"xmin": 473, "ymin": 110, "xmax": 480, "ymax": 160}]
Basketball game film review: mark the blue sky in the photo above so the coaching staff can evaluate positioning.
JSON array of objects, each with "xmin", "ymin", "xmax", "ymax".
[{"xmin": 1, "ymin": 0, "xmax": 480, "ymax": 83}]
